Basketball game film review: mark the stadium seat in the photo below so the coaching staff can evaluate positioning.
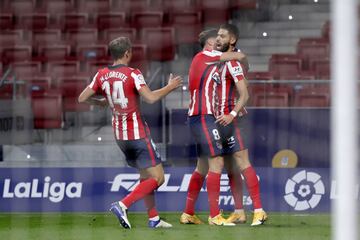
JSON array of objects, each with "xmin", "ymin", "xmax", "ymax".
[
  {"xmin": 114, "ymin": 0, "xmax": 149, "ymax": 11},
  {"xmin": 230, "ymin": 0, "xmax": 257, "ymax": 9},
  {"xmin": 297, "ymin": 38, "xmax": 329, "ymax": 70},
  {"xmin": 4, "ymin": 0, "xmax": 37, "ymax": 14},
  {"xmin": 196, "ymin": 0, "xmax": 230, "ymax": 26},
  {"xmin": 277, "ymin": 72, "xmax": 315, "ymax": 81},
  {"xmin": 56, "ymin": 77, "xmax": 90, "ymax": 112},
  {"xmin": 0, "ymin": 30, "xmax": 24, "ymax": 45},
  {"xmin": 95, "ymin": 12, "xmax": 127, "ymax": 30},
  {"xmin": 38, "ymin": 45, "xmax": 71, "ymax": 61},
  {"xmin": 31, "ymin": 91, "xmax": 63, "ymax": 129},
  {"xmin": 65, "ymin": 29, "xmax": 98, "ymax": 46},
  {"xmin": 293, "ymin": 87, "xmax": 330, "ymax": 107},
  {"xmin": 47, "ymin": 61, "xmax": 81, "ymax": 78},
  {"xmin": 58, "ymin": 13, "xmax": 90, "ymax": 30},
  {"xmin": 246, "ymin": 71, "xmax": 274, "ymax": 80},
  {"xmin": 311, "ymin": 58, "xmax": 330, "ymax": 79},
  {"xmin": 77, "ymin": 0, "xmax": 110, "ymax": 12},
  {"xmin": 0, "ymin": 81, "xmax": 28, "ymax": 99},
  {"xmin": 31, "ymin": 29, "xmax": 62, "ymax": 48},
  {"xmin": 140, "ymin": 27, "xmax": 176, "ymax": 61},
  {"xmin": 162, "ymin": 0, "xmax": 195, "ymax": 11},
  {"xmin": 76, "ymin": 44, "xmax": 108, "ymax": 61},
  {"xmin": 12, "ymin": 62, "xmax": 42, "ymax": 78},
  {"xmin": 169, "ymin": 11, "xmax": 202, "ymax": 44},
  {"xmin": 86, "ymin": 60, "xmax": 112, "ymax": 77},
  {"xmin": 322, "ymin": 21, "xmax": 330, "ymax": 40},
  {"xmin": 1, "ymin": 45, "xmax": 32, "ymax": 63},
  {"xmin": 251, "ymin": 86, "xmax": 291, "ymax": 107},
  {"xmin": 269, "ymin": 54, "xmax": 302, "ymax": 79},
  {"xmin": 0, "ymin": 14, "xmax": 14, "ymax": 29},
  {"xmin": 130, "ymin": 44, "xmax": 149, "ymax": 75},
  {"xmin": 102, "ymin": 28, "xmax": 137, "ymax": 43},
  {"xmin": 130, "ymin": 11, "xmax": 164, "ymax": 29},
  {"xmin": 17, "ymin": 14, "xmax": 50, "ymax": 30},
  {"xmin": 21, "ymin": 76, "xmax": 52, "ymax": 92},
  {"xmin": 39, "ymin": 0, "xmax": 76, "ymax": 14}
]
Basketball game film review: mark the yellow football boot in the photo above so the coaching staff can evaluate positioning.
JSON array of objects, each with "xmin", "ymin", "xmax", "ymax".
[
  {"xmin": 226, "ymin": 210, "xmax": 247, "ymax": 224},
  {"xmin": 251, "ymin": 210, "xmax": 268, "ymax": 226},
  {"xmin": 180, "ymin": 213, "xmax": 203, "ymax": 224},
  {"xmin": 208, "ymin": 214, "xmax": 236, "ymax": 226}
]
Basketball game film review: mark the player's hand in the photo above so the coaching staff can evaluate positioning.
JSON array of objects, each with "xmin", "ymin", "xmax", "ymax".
[
  {"xmin": 215, "ymin": 114, "xmax": 234, "ymax": 126},
  {"xmin": 168, "ymin": 73, "xmax": 183, "ymax": 89}
]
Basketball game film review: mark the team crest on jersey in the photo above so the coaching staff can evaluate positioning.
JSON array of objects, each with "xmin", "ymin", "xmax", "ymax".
[{"xmin": 211, "ymin": 71, "xmax": 221, "ymax": 85}]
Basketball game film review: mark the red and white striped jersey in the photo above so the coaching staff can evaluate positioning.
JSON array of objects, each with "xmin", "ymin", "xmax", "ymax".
[
  {"xmin": 89, "ymin": 64, "xmax": 148, "ymax": 140},
  {"xmin": 216, "ymin": 60, "xmax": 248, "ymax": 117},
  {"xmin": 188, "ymin": 49, "xmax": 222, "ymax": 116}
]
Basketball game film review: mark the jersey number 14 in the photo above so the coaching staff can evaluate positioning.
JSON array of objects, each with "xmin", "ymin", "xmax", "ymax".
[{"xmin": 102, "ymin": 81, "xmax": 128, "ymax": 109}]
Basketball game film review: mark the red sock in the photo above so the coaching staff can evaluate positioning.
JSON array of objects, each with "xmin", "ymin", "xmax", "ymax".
[
  {"xmin": 140, "ymin": 179, "xmax": 159, "ymax": 218},
  {"xmin": 121, "ymin": 178, "xmax": 158, "ymax": 208},
  {"xmin": 242, "ymin": 166, "xmax": 262, "ymax": 209},
  {"xmin": 184, "ymin": 171, "xmax": 205, "ymax": 215},
  {"xmin": 228, "ymin": 173, "xmax": 244, "ymax": 209},
  {"xmin": 207, "ymin": 171, "xmax": 221, "ymax": 217}
]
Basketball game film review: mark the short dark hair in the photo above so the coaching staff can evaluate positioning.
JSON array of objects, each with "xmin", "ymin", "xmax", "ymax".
[
  {"xmin": 108, "ymin": 37, "xmax": 132, "ymax": 60},
  {"xmin": 198, "ymin": 29, "xmax": 218, "ymax": 48},
  {"xmin": 219, "ymin": 23, "xmax": 239, "ymax": 45}
]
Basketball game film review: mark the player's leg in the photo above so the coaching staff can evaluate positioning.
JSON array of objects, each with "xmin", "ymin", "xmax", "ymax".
[
  {"xmin": 224, "ymin": 155, "xmax": 246, "ymax": 224},
  {"xmin": 180, "ymin": 156, "xmax": 208, "ymax": 224}
]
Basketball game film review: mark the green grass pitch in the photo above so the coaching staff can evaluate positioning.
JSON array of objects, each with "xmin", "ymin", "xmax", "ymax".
[{"xmin": 0, "ymin": 212, "xmax": 330, "ymax": 240}]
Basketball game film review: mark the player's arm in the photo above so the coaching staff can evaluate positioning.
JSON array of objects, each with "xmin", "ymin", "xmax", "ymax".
[
  {"xmin": 139, "ymin": 74, "xmax": 183, "ymax": 104},
  {"xmin": 215, "ymin": 79, "xmax": 248, "ymax": 126},
  {"xmin": 220, "ymin": 51, "xmax": 248, "ymax": 67},
  {"xmin": 78, "ymin": 87, "xmax": 107, "ymax": 106}
]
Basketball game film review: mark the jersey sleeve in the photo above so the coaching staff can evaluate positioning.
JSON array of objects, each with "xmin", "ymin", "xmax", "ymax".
[
  {"xmin": 130, "ymin": 69, "xmax": 147, "ymax": 91},
  {"xmin": 88, "ymin": 71, "xmax": 101, "ymax": 92},
  {"xmin": 227, "ymin": 60, "xmax": 245, "ymax": 83},
  {"xmin": 203, "ymin": 50, "xmax": 222, "ymax": 64}
]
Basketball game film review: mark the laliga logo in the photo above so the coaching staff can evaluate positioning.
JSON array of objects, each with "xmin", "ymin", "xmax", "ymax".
[{"xmin": 284, "ymin": 170, "xmax": 325, "ymax": 211}]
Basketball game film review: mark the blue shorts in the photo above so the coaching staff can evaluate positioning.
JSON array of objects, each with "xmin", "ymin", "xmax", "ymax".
[
  {"xmin": 217, "ymin": 115, "xmax": 249, "ymax": 156},
  {"xmin": 116, "ymin": 136, "xmax": 162, "ymax": 169},
  {"xmin": 188, "ymin": 115, "xmax": 223, "ymax": 158}
]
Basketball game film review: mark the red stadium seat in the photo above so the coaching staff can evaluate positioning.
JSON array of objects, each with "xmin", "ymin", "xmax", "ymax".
[
  {"xmin": 17, "ymin": 14, "xmax": 50, "ymax": 30},
  {"xmin": 297, "ymin": 38, "xmax": 329, "ymax": 70},
  {"xmin": 12, "ymin": 62, "xmax": 42, "ymax": 78},
  {"xmin": 277, "ymin": 72, "xmax": 315, "ymax": 81},
  {"xmin": 246, "ymin": 71, "xmax": 274, "ymax": 80},
  {"xmin": 130, "ymin": 11, "xmax": 164, "ymax": 29},
  {"xmin": 311, "ymin": 58, "xmax": 330, "ymax": 79},
  {"xmin": 102, "ymin": 28, "xmax": 137, "ymax": 43},
  {"xmin": 162, "ymin": 0, "xmax": 194, "ymax": 11},
  {"xmin": 130, "ymin": 44, "xmax": 149, "ymax": 75},
  {"xmin": 40, "ymin": 0, "xmax": 76, "ymax": 14},
  {"xmin": 78, "ymin": 0, "xmax": 110, "ymax": 12},
  {"xmin": 230, "ymin": 0, "xmax": 257, "ymax": 9},
  {"xmin": 76, "ymin": 44, "xmax": 108, "ymax": 61},
  {"xmin": 96, "ymin": 12, "xmax": 127, "ymax": 29},
  {"xmin": 2, "ymin": 45, "xmax": 32, "ymax": 63},
  {"xmin": 0, "ymin": 81, "xmax": 28, "ymax": 99},
  {"xmin": 38, "ymin": 45, "xmax": 71, "ymax": 61},
  {"xmin": 31, "ymin": 29, "xmax": 62, "ymax": 47},
  {"xmin": 251, "ymin": 86, "xmax": 291, "ymax": 107},
  {"xmin": 114, "ymin": 0, "xmax": 149, "ymax": 11},
  {"xmin": 169, "ymin": 11, "xmax": 202, "ymax": 44},
  {"xmin": 4, "ymin": 0, "xmax": 36, "ymax": 14},
  {"xmin": 0, "ymin": 14, "xmax": 14, "ymax": 29},
  {"xmin": 294, "ymin": 87, "xmax": 330, "ymax": 107},
  {"xmin": 0, "ymin": 30, "xmax": 24, "ymax": 45},
  {"xmin": 56, "ymin": 77, "xmax": 90, "ymax": 112},
  {"xmin": 269, "ymin": 54, "xmax": 302, "ymax": 79},
  {"xmin": 21, "ymin": 76, "xmax": 52, "ymax": 92},
  {"xmin": 86, "ymin": 60, "xmax": 112, "ymax": 77},
  {"xmin": 65, "ymin": 29, "xmax": 98, "ymax": 46},
  {"xmin": 196, "ymin": 0, "xmax": 230, "ymax": 26},
  {"xmin": 47, "ymin": 61, "xmax": 81, "ymax": 78},
  {"xmin": 58, "ymin": 13, "xmax": 90, "ymax": 30},
  {"xmin": 140, "ymin": 27, "xmax": 176, "ymax": 61},
  {"xmin": 32, "ymin": 92, "xmax": 63, "ymax": 129}
]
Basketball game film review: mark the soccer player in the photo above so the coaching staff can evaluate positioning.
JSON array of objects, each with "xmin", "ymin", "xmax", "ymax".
[
  {"xmin": 180, "ymin": 29, "xmax": 248, "ymax": 226},
  {"xmin": 78, "ymin": 37, "xmax": 182, "ymax": 229},
  {"xmin": 214, "ymin": 23, "xmax": 268, "ymax": 226}
]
